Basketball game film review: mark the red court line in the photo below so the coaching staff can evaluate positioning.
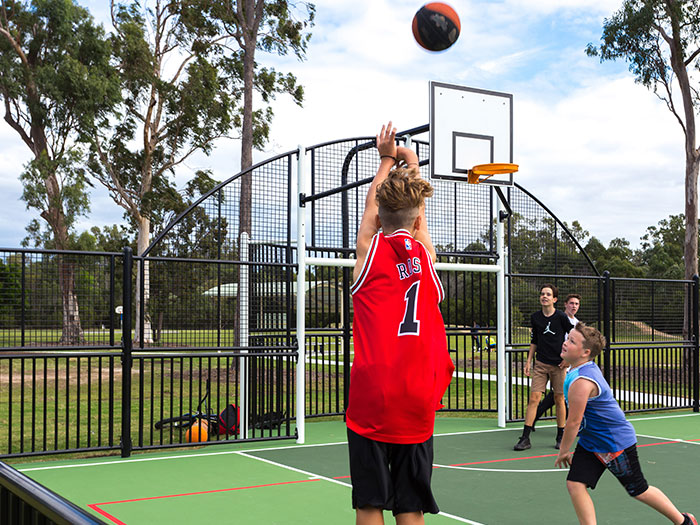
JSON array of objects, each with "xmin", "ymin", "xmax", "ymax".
[
  {"xmin": 447, "ymin": 437, "xmax": 700, "ymax": 468},
  {"xmin": 87, "ymin": 436, "xmax": 700, "ymax": 523},
  {"xmin": 88, "ymin": 478, "xmax": 320, "ymax": 524},
  {"xmin": 87, "ymin": 504, "xmax": 127, "ymax": 525}
]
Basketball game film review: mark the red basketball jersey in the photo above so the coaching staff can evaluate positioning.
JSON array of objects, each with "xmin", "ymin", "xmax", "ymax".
[{"xmin": 346, "ymin": 230, "xmax": 455, "ymax": 444}]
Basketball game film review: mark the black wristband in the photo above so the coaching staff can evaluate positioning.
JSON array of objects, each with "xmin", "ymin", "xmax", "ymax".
[{"xmin": 380, "ymin": 155, "xmax": 397, "ymax": 162}]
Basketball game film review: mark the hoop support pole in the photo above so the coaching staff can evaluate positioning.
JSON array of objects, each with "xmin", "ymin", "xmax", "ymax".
[
  {"xmin": 496, "ymin": 197, "xmax": 507, "ymax": 428},
  {"xmin": 296, "ymin": 145, "xmax": 307, "ymax": 444}
]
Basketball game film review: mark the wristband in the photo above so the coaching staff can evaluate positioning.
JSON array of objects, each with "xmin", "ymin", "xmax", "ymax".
[{"xmin": 380, "ymin": 155, "xmax": 397, "ymax": 162}]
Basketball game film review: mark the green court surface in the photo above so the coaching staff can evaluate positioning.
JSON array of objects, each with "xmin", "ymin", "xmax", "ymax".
[{"xmin": 11, "ymin": 412, "xmax": 700, "ymax": 524}]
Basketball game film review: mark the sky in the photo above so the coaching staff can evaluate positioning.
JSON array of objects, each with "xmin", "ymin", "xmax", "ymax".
[{"xmin": 0, "ymin": 0, "xmax": 688, "ymax": 250}]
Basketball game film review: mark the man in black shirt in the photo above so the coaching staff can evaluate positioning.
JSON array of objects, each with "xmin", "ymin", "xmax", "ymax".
[{"xmin": 514, "ymin": 283, "xmax": 572, "ymax": 451}]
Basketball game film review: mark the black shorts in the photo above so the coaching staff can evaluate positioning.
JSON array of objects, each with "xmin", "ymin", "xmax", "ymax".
[
  {"xmin": 346, "ymin": 428, "xmax": 439, "ymax": 516},
  {"xmin": 567, "ymin": 443, "xmax": 649, "ymax": 497}
]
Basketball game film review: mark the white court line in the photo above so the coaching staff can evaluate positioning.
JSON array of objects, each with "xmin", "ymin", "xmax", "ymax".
[
  {"xmin": 637, "ymin": 434, "xmax": 700, "ymax": 446},
  {"xmin": 628, "ymin": 413, "xmax": 700, "ymax": 422},
  {"xmin": 18, "ymin": 412, "xmax": 698, "ymax": 473},
  {"xmin": 236, "ymin": 451, "xmax": 483, "ymax": 524},
  {"xmin": 235, "ymin": 451, "xmax": 350, "ymax": 489},
  {"xmin": 18, "ymin": 441, "xmax": 347, "ymax": 472},
  {"xmin": 435, "ymin": 462, "xmax": 565, "ymax": 474}
]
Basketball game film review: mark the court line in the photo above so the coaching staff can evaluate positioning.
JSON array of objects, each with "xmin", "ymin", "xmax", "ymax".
[
  {"xmin": 84, "ymin": 451, "xmax": 484, "ymax": 525},
  {"xmin": 236, "ymin": 451, "xmax": 351, "ymax": 489},
  {"xmin": 18, "ymin": 412, "xmax": 700, "ymax": 473},
  {"xmin": 236, "ymin": 452, "xmax": 484, "ymax": 524},
  {"xmin": 87, "ymin": 478, "xmax": 320, "ymax": 525},
  {"xmin": 637, "ymin": 434, "xmax": 700, "ymax": 446},
  {"xmin": 435, "ymin": 462, "xmax": 564, "ymax": 473}
]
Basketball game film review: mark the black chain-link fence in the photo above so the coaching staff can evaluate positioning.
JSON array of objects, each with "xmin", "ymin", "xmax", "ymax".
[{"xmin": 1, "ymin": 132, "xmax": 698, "ymax": 460}]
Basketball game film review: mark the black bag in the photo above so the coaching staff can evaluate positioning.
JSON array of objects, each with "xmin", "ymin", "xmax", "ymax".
[
  {"xmin": 217, "ymin": 404, "xmax": 239, "ymax": 435},
  {"xmin": 252, "ymin": 410, "xmax": 286, "ymax": 430}
]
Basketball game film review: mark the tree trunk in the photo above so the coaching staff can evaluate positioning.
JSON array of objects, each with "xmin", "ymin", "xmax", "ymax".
[
  {"xmin": 33, "ymin": 125, "xmax": 85, "ymax": 345},
  {"xmin": 134, "ymin": 216, "xmax": 153, "ymax": 344},
  {"xmin": 58, "ymin": 255, "xmax": 84, "ymax": 344},
  {"xmin": 666, "ymin": 2, "xmax": 698, "ymax": 339},
  {"xmin": 682, "ymin": 157, "xmax": 699, "ymax": 343},
  {"xmin": 683, "ymin": 157, "xmax": 699, "ymax": 281},
  {"xmin": 235, "ymin": 7, "xmax": 258, "ymax": 348}
]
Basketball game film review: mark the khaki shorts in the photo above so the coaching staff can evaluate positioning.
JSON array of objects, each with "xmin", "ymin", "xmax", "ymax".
[{"xmin": 531, "ymin": 360, "xmax": 566, "ymax": 394}]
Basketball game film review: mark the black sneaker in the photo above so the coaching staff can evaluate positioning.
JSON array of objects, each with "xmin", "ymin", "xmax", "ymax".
[
  {"xmin": 555, "ymin": 438, "xmax": 562, "ymax": 450},
  {"xmin": 514, "ymin": 436, "xmax": 531, "ymax": 451}
]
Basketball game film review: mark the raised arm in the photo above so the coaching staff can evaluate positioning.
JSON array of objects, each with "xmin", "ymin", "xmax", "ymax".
[
  {"xmin": 396, "ymin": 146, "xmax": 437, "ymax": 262},
  {"xmin": 354, "ymin": 122, "xmax": 396, "ymax": 280}
]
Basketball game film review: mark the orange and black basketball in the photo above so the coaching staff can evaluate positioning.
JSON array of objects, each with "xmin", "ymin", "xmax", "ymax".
[{"xmin": 412, "ymin": 2, "xmax": 461, "ymax": 52}]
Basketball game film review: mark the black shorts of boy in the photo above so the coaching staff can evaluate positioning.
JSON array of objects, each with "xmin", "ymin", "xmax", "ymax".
[
  {"xmin": 567, "ymin": 443, "xmax": 649, "ymax": 497},
  {"xmin": 347, "ymin": 428, "xmax": 439, "ymax": 516}
]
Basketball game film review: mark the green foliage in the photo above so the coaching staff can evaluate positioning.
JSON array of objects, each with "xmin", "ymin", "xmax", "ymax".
[
  {"xmin": 640, "ymin": 213, "xmax": 687, "ymax": 278},
  {"xmin": 585, "ymin": 0, "xmax": 671, "ymax": 89},
  {"xmin": 585, "ymin": 236, "xmax": 646, "ymax": 277},
  {"xmin": 0, "ymin": 0, "xmax": 120, "ymax": 245},
  {"xmin": 19, "ymin": 149, "xmax": 91, "ymax": 238},
  {"xmin": 0, "ymin": 256, "xmax": 22, "ymax": 325},
  {"xmin": 507, "ymin": 213, "xmax": 595, "ymax": 276},
  {"xmin": 87, "ymin": 1, "xmax": 243, "ymax": 235},
  {"xmin": 586, "ymin": 0, "xmax": 700, "ymax": 280}
]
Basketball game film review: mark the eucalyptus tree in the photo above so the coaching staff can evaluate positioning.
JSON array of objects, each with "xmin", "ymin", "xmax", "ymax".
[
  {"xmin": 587, "ymin": 0, "xmax": 700, "ymax": 282},
  {"xmin": 88, "ymin": 0, "xmax": 245, "ymax": 342},
  {"xmin": 0, "ymin": 0, "xmax": 119, "ymax": 343},
  {"xmin": 195, "ymin": 0, "xmax": 315, "ymax": 345}
]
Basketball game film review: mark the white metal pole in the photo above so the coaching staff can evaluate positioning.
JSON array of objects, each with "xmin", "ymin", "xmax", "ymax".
[
  {"xmin": 504, "ymin": 243, "xmax": 511, "ymax": 421},
  {"xmin": 296, "ymin": 145, "xmax": 307, "ymax": 444},
  {"xmin": 496, "ymin": 199, "xmax": 507, "ymax": 428},
  {"xmin": 240, "ymin": 232, "xmax": 249, "ymax": 438}
]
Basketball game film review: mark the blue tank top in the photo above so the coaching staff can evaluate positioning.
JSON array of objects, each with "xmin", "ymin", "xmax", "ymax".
[{"xmin": 564, "ymin": 361, "xmax": 636, "ymax": 453}]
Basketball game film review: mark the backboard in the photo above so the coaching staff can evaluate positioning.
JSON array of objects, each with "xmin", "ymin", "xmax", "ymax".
[{"xmin": 429, "ymin": 81, "xmax": 514, "ymax": 185}]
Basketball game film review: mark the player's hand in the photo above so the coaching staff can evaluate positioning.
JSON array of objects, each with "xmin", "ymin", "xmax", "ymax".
[
  {"xmin": 524, "ymin": 361, "xmax": 531, "ymax": 376},
  {"xmin": 559, "ymin": 361, "xmax": 568, "ymax": 370},
  {"xmin": 396, "ymin": 146, "xmax": 419, "ymax": 167},
  {"xmin": 554, "ymin": 451, "xmax": 573, "ymax": 469},
  {"xmin": 376, "ymin": 121, "xmax": 397, "ymax": 159}
]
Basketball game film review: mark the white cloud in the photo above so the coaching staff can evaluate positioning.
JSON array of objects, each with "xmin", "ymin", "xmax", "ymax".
[{"xmin": 0, "ymin": 0, "xmax": 693, "ymax": 253}]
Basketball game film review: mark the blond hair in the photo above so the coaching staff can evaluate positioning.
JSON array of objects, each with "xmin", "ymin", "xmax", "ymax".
[
  {"xmin": 574, "ymin": 322, "xmax": 606, "ymax": 359},
  {"xmin": 376, "ymin": 167, "xmax": 433, "ymax": 231}
]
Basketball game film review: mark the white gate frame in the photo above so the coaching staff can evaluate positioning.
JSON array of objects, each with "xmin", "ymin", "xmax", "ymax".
[{"xmin": 294, "ymin": 145, "xmax": 510, "ymax": 444}]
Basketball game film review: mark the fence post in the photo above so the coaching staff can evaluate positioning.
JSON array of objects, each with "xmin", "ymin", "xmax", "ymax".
[
  {"xmin": 693, "ymin": 275, "xmax": 699, "ymax": 412},
  {"xmin": 602, "ymin": 271, "xmax": 611, "ymax": 382},
  {"xmin": 121, "ymin": 247, "xmax": 133, "ymax": 458},
  {"xmin": 20, "ymin": 252, "xmax": 25, "ymax": 347}
]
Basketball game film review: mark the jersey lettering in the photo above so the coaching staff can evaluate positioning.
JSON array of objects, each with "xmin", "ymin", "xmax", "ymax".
[
  {"xmin": 398, "ymin": 281, "xmax": 420, "ymax": 335},
  {"xmin": 396, "ymin": 257, "xmax": 422, "ymax": 280}
]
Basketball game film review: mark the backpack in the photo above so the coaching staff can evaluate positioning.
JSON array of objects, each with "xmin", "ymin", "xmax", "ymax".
[
  {"xmin": 252, "ymin": 410, "xmax": 286, "ymax": 430},
  {"xmin": 217, "ymin": 404, "xmax": 240, "ymax": 435}
]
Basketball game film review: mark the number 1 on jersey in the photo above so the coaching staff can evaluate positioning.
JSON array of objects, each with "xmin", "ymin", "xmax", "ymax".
[{"xmin": 398, "ymin": 281, "xmax": 420, "ymax": 335}]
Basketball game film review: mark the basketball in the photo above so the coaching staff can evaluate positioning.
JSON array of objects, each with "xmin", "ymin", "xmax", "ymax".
[
  {"xmin": 412, "ymin": 2, "xmax": 461, "ymax": 52},
  {"xmin": 185, "ymin": 419, "xmax": 208, "ymax": 443}
]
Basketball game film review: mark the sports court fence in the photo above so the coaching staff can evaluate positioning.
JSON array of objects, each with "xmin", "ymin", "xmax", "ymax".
[{"xmin": 1, "ymin": 133, "xmax": 699, "ymax": 459}]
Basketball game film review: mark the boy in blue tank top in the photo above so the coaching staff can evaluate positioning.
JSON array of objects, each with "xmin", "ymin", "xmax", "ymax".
[{"xmin": 554, "ymin": 323, "xmax": 695, "ymax": 525}]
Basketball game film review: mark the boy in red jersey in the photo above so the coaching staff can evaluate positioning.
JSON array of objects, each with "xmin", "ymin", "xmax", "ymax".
[{"xmin": 346, "ymin": 122, "xmax": 455, "ymax": 525}]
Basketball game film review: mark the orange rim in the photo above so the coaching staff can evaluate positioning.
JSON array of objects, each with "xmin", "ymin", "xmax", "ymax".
[{"xmin": 471, "ymin": 163, "xmax": 519, "ymax": 175}]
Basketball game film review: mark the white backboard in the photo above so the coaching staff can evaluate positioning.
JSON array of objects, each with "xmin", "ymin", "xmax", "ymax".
[{"xmin": 429, "ymin": 82, "xmax": 514, "ymax": 185}]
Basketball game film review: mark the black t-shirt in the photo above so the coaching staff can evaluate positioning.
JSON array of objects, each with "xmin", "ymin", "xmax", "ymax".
[{"xmin": 530, "ymin": 309, "xmax": 572, "ymax": 365}]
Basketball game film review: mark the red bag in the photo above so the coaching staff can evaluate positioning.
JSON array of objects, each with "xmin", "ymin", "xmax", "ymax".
[{"xmin": 217, "ymin": 404, "xmax": 239, "ymax": 435}]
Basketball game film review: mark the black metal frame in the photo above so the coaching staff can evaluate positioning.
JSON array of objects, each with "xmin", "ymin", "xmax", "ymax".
[{"xmin": 1, "ymin": 129, "xmax": 699, "ymax": 462}]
